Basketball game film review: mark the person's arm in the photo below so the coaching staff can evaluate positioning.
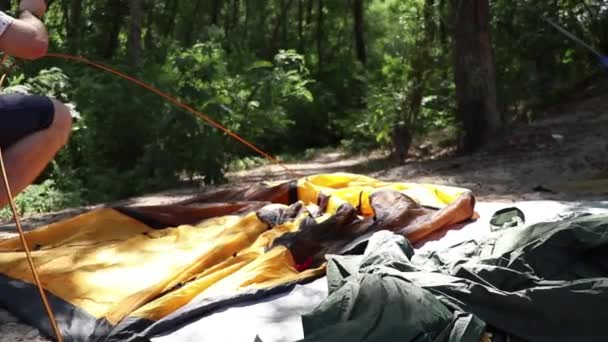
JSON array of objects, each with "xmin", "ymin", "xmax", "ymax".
[{"xmin": 0, "ymin": 1, "xmax": 48, "ymax": 60}]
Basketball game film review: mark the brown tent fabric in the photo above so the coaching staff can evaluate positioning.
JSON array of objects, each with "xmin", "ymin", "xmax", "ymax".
[
  {"xmin": 269, "ymin": 189, "xmax": 475, "ymax": 267},
  {"xmin": 116, "ymin": 202, "xmax": 272, "ymax": 228},
  {"xmin": 178, "ymin": 180, "xmax": 298, "ymax": 206}
]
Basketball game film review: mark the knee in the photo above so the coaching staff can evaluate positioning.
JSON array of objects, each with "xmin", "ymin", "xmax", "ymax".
[{"xmin": 50, "ymin": 99, "xmax": 73, "ymax": 145}]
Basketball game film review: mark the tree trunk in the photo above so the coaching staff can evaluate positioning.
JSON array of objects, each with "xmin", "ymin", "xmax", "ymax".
[
  {"xmin": 450, "ymin": 0, "xmax": 502, "ymax": 153},
  {"xmin": 232, "ymin": 0, "xmax": 240, "ymax": 30},
  {"xmin": 164, "ymin": 0, "xmax": 179, "ymax": 38},
  {"xmin": 316, "ymin": 0, "xmax": 324, "ymax": 77},
  {"xmin": 298, "ymin": 0, "xmax": 304, "ymax": 52},
  {"xmin": 100, "ymin": 0, "xmax": 125, "ymax": 59},
  {"xmin": 392, "ymin": 0, "xmax": 436, "ymax": 161},
  {"xmin": 304, "ymin": 0, "xmax": 314, "ymax": 65},
  {"xmin": 67, "ymin": 0, "xmax": 83, "ymax": 53},
  {"xmin": 307, "ymin": 0, "xmax": 314, "ymax": 23},
  {"xmin": 128, "ymin": 0, "xmax": 144, "ymax": 70},
  {"xmin": 211, "ymin": 0, "xmax": 221, "ymax": 26},
  {"xmin": 244, "ymin": 0, "xmax": 250, "ymax": 41},
  {"xmin": 144, "ymin": 9, "xmax": 155, "ymax": 52},
  {"xmin": 182, "ymin": 0, "xmax": 203, "ymax": 46},
  {"xmin": 352, "ymin": 0, "xmax": 366, "ymax": 64},
  {"xmin": 281, "ymin": 0, "xmax": 288, "ymax": 46},
  {"xmin": 268, "ymin": 0, "xmax": 295, "ymax": 58}
]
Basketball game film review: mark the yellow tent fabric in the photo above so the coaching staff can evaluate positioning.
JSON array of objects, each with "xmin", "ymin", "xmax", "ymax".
[{"xmin": 297, "ymin": 173, "xmax": 469, "ymax": 214}]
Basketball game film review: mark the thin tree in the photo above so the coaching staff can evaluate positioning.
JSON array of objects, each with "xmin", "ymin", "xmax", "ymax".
[
  {"xmin": 316, "ymin": 0, "xmax": 324, "ymax": 76},
  {"xmin": 352, "ymin": 0, "xmax": 366, "ymax": 64},
  {"xmin": 392, "ymin": 0, "xmax": 436, "ymax": 161},
  {"xmin": 268, "ymin": 0, "xmax": 295, "ymax": 58},
  {"xmin": 128, "ymin": 0, "xmax": 143, "ymax": 70},
  {"xmin": 450, "ymin": 0, "xmax": 503, "ymax": 152},
  {"xmin": 67, "ymin": 0, "xmax": 83, "ymax": 53}
]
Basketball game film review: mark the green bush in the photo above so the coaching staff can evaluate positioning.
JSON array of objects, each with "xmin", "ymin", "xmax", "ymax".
[{"xmin": 0, "ymin": 179, "xmax": 84, "ymax": 220}]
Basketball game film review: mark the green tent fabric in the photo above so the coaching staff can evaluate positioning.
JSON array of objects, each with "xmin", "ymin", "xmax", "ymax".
[
  {"xmin": 300, "ymin": 212, "xmax": 608, "ymax": 342},
  {"xmin": 299, "ymin": 231, "xmax": 486, "ymax": 342}
]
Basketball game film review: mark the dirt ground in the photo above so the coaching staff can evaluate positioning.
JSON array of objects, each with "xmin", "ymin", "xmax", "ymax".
[{"xmin": 1, "ymin": 83, "xmax": 608, "ymax": 341}]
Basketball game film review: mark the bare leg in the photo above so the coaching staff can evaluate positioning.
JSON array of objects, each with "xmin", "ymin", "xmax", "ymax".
[{"xmin": 0, "ymin": 99, "xmax": 73, "ymax": 207}]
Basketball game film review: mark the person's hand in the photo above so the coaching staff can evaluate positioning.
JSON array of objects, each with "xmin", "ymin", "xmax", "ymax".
[{"xmin": 19, "ymin": 0, "xmax": 47, "ymax": 19}]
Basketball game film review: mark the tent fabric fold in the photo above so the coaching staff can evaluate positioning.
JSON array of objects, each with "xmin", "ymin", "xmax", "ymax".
[
  {"xmin": 298, "ymin": 231, "xmax": 487, "ymax": 342},
  {"xmin": 0, "ymin": 173, "xmax": 476, "ymax": 342}
]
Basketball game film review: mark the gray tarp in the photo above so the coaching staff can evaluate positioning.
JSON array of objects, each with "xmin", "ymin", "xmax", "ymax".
[{"xmin": 300, "ymin": 213, "xmax": 608, "ymax": 342}]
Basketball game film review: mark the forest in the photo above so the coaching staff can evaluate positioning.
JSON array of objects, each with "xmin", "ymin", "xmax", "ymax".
[{"xmin": 0, "ymin": 0, "xmax": 606, "ymax": 217}]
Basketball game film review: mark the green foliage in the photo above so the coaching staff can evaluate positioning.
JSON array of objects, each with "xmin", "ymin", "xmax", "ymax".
[
  {"xmin": 491, "ymin": 1, "xmax": 608, "ymax": 120},
  {"xmin": 164, "ymin": 43, "xmax": 314, "ymax": 181},
  {"xmin": 338, "ymin": 0, "xmax": 454, "ymax": 151},
  {"xmin": 0, "ymin": 179, "xmax": 84, "ymax": 220},
  {"xmin": 3, "ymin": 67, "xmax": 70, "ymax": 99}
]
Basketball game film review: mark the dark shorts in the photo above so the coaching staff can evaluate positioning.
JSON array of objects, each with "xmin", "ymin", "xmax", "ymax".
[{"xmin": 0, "ymin": 93, "xmax": 55, "ymax": 149}]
